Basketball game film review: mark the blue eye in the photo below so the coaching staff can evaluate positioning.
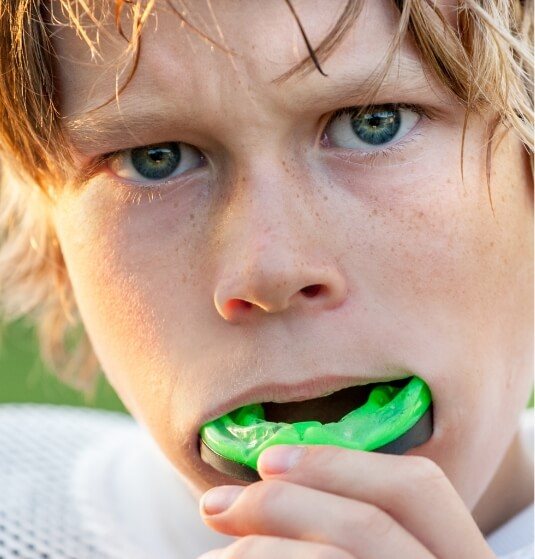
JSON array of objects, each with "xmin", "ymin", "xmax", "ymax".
[
  {"xmin": 131, "ymin": 143, "xmax": 181, "ymax": 179},
  {"xmin": 352, "ymin": 108, "xmax": 401, "ymax": 145},
  {"xmin": 108, "ymin": 142, "xmax": 204, "ymax": 182},
  {"xmin": 326, "ymin": 105, "xmax": 421, "ymax": 151}
]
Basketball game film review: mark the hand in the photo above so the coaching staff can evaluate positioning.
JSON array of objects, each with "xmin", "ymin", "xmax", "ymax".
[{"xmin": 198, "ymin": 445, "xmax": 497, "ymax": 559}]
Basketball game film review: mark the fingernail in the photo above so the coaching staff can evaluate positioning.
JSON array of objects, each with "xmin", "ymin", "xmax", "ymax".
[
  {"xmin": 200, "ymin": 486, "xmax": 244, "ymax": 515},
  {"xmin": 258, "ymin": 445, "xmax": 306, "ymax": 474}
]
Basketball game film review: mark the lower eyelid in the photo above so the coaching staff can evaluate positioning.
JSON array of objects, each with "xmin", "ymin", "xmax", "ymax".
[
  {"xmin": 326, "ymin": 132, "xmax": 426, "ymax": 167},
  {"xmin": 101, "ymin": 168, "xmax": 207, "ymax": 205}
]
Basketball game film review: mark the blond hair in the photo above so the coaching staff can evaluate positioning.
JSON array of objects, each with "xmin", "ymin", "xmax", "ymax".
[{"xmin": 0, "ymin": 0, "xmax": 533, "ymax": 395}]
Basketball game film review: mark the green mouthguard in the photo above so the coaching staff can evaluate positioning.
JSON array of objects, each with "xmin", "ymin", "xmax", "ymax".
[{"xmin": 200, "ymin": 376, "xmax": 432, "ymax": 472}]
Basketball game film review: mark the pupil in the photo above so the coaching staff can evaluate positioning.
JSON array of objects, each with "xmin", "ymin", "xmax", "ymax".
[
  {"xmin": 351, "ymin": 108, "xmax": 401, "ymax": 146},
  {"xmin": 131, "ymin": 142, "xmax": 181, "ymax": 179}
]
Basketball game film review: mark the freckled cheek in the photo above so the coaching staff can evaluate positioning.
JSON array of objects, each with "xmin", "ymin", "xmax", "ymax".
[
  {"xmin": 327, "ymin": 164, "xmax": 470, "ymax": 297},
  {"xmin": 382, "ymin": 203, "xmax": 502, "ymax": 321},
  {"xmin": 337, "ymin": 153, "xmax": 510, "ymax": 313},
  {"xmin": 354, "ymin": 165, "xmax": 524, "ymax": 372},
  {"xmin": 55, "ymin": 198, "xmax": 211, "ymax": 402}
]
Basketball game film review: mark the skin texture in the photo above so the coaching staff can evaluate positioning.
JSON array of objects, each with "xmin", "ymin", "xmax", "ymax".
[{"xmin": 50, "ymin": 0, "xmax": 533, "ymax": 556}]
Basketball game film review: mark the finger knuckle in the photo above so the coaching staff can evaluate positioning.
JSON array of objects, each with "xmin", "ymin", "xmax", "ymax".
[
  {"xmin": 409, "ymin": 455, "xmax": 446, "ymax": 487},
  {"xmin": 354, "ymin": 502, "xmax": 395, "ymax": 539},
  {"xmin": 392, "ymin": 456, "xmax": 447, "ymax": 504}
]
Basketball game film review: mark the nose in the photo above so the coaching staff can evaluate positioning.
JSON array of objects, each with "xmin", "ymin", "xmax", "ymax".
[
  {"xmin": 213, "ymin": 192, "xmax": 348, "ymax": 324},
  {"xmin": 214, "ymin": 257, "xmax": 348, "ymax": 322}
]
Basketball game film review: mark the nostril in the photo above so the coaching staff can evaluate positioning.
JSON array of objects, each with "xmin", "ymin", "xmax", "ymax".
[
  {"xmin": 300, "ymin": 284, "xmax": 323, "ymax": 298},
  {"xmin": 225, "ymin": 299, "xmax": 253, "ymax": 313}
]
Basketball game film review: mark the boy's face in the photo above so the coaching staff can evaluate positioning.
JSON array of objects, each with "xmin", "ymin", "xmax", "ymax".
[{"xmin": 51, "ymin": 0, "xmax": 533, "ymax": 503}]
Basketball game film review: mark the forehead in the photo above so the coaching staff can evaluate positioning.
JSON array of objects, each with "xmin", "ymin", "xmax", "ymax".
[
  {"xmin": 52, "ymin": 2, "xmax": 404, "ymax": 99},
  {"xmin": 50, "ymin": 0, "xmax": 454, "ymax": 152}
]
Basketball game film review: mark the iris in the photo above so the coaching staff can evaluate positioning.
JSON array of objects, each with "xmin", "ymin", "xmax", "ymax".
[
  {"xmin": 351, "ymin": 107, "xmax": 401, "ymax": 145},
  {"xmin": 131, "ymin": 142, "xmax": 181, "ymax": 179}
]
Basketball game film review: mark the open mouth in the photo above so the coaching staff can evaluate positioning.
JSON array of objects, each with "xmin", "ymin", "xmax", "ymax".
[{"xmin": 199, "ymin": 376, "xmax": 433, "ymax": 482}]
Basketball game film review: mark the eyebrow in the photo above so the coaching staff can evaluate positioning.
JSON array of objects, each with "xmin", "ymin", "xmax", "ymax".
[
  {"xmin": 64, "ymin": 56, "xmax": 433, "ymax": 155},
  {"xmin": 291, "ymin": 56, "xmax": 432, "ymax": 109},
  {"xmin": 65, "ymin": 94, "xmax": 192, "ymax": 156}
]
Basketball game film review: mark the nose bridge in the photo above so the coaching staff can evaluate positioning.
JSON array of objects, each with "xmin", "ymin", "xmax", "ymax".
[
  {"xmin": 235, "ymin": 165, "xmax": 305, "ymax": 257},
  {"xmin": 212, "ymin": 160, "xmax": 348, "ymax": 322},
  {"xmin": 218, "ymin": 165, "xmax": 305, "ymax": 290}
]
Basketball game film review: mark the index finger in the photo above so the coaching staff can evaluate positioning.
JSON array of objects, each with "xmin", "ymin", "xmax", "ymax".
[{"xmin": 257, "ymin": 445, "xmax": 494, "ymax": 559}]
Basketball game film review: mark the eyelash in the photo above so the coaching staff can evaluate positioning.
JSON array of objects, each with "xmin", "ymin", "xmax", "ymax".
[
  {"xmin": 88, "ymin": 102, "xmax": 434, "ymax": 205},
  {"xmin": 84, "ymin": 151, "xmax": 189, "ymax": 205},
  {"xmin": 323, "ymin": 102, "xmax": 432, "ymax": 164}
]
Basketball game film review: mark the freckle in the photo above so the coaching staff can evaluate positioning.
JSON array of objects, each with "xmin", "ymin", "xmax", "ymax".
[
  {"xmin": 189, "ymin": 213, "xmax": 194, "ymax": 220},
  {"xmin": 323, "ymin": 196, "xmax": 328, "ymax": 201},
  {"xmin": 372, "ymin": 208, "xmax": 378, "ymax": 216}
]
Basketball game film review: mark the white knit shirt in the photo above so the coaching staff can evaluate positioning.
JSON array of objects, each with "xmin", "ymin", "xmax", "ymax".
[{"xmin": 0, "ymin": 404, "xmax": 532, "ymax": 559}]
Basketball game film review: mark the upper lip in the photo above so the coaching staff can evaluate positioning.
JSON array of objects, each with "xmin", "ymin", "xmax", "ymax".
[{"xmin": 198, "ymin": 373, "xmax": 413, "ymax": 428}]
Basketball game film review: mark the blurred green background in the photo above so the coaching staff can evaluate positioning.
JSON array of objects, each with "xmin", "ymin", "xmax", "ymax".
[
  {"xmin": 0, "ymin": 317, "xmax": 533, "ymax": 411},
  {"xmin": 0, "ymin": 318, "xmax": 128, "ymax": 413}
]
